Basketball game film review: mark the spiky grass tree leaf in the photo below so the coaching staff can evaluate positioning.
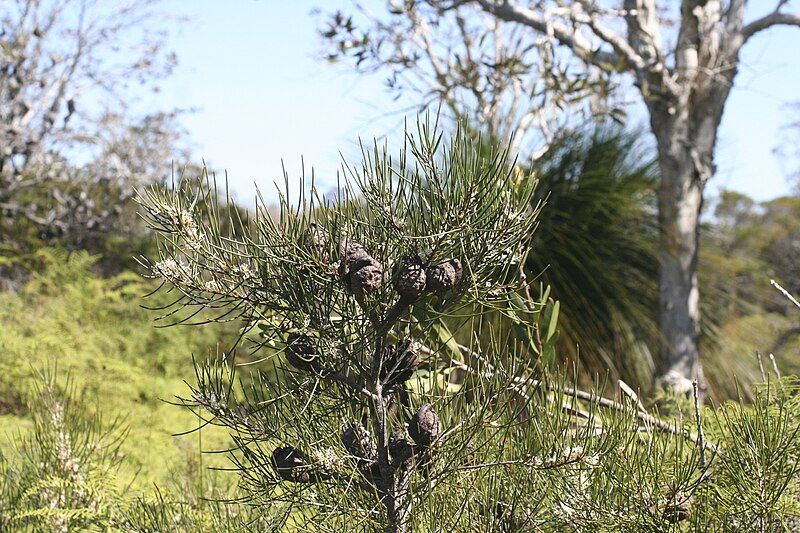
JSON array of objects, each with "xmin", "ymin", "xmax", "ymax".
[{"xmin": 525, "ymin": 127, "xmax": 661, "ymax": 390}]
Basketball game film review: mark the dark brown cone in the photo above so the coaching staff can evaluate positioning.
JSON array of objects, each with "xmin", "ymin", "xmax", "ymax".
[
  {"xmin": 349, "ymin": 258, "xmax": 383, "ymax": 296},
  {"xmin": 285, "ymin": 333, "xmax": 321, "ymax": 373},
  {"xmin": 339, "ymin": 238, "xmax": 370, "ymax": 265},
  {"xmin": 394, "ymin": 256, "xmax": 427, "ymax": 300},
  {"xmin": 380, "ymin": 341, "xmax": 418, "ymax": 387},
  {"xmin": 341, "ymin": 423, "xmax": 377, "ymax": 466},
  {"xmin": 408, "ymin": 403, "xmax": 441, "ymax": 448},
  {"xmin": 271, "ymin": 446, "xmax": 310, "ymax": 483},
  {"xmin": 389, "ymin": 427, "xmax": 414, "ymax": 467},
  {"xmin": 426, "ymin": 258, "xmax": 463, "ymax": 293},
  {"xmin": 338, "ymin": 238, "xmax": 383, "ymax": 297}
]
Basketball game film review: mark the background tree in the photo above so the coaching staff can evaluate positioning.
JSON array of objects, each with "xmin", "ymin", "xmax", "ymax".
[
  {"xmin": 319, "ymin": 2, "xmax": 624, "ymax": 160},
  {"xmin": 320, "ymin": 0, "xmax": 800, "ymax": 394},
  {"xmin": 0, "ymin": 0, "xmax": 180, "ymax": 253}
]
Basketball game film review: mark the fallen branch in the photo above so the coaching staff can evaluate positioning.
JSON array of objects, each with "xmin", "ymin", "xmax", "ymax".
[{"xmin": 418, "ymin": 342, "xmax": 719, "ymax": 453}]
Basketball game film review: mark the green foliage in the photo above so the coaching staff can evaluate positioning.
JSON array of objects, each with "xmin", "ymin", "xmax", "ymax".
[
  {"xmin": 700, "ymin": 381, "xmax": 800, "ymax": 529},
  {"xmin": 0, "ymin": 371, "xmax": 125, "ymax": 531},
  {"xmin": 1, "ymin": 249, "xmax": 799, "ymax": 530},
  {"xmin": 0, "ymin": 248, "xmax": 233, "ymax": 490},
  {"xmin": 525, "ymin": 127, "xmax": 661, "ymax": 390},
  {"xmin": 700, "ymin": 193, "xmax": 800, "ymax": 398},
  {"xmin": 135, "ymin": 120, "xmax": 800, "ymax": 531},
  {"xmin": 139, "ymin": 120, "xmax": 544, "ymax": 530},
  {"xmin": 0, "ymin": 370, "xmax": 122, "ymax": 531},
  {"xmin": 122, "ymin": 486, "xmax": 280, "ymax": 532},
  {"xmin": 0, "ymin": 365, "xmax": 266, "ymax": 532}
]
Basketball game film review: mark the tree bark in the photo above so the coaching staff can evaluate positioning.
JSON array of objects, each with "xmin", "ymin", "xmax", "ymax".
[
  {"xmin": 655, "ymin": 147, "xmax": 704, "ymax": 394},
  {"xmin": 648, "ymin": 94, "xmax": 722, "ymax": 394}
]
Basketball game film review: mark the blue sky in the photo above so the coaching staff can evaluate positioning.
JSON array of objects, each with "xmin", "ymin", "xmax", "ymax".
[{"xmin": 137, "ymin": 1, "xmax": 800, "ymax": 205}]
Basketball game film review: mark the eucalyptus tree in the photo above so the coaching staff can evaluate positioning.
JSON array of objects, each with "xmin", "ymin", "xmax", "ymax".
[
  {"xmin": 320, "ymin": 0, "xmax": 800, "ymax": 394},
  {"xmin": 0, "ymin": 0, "xmax": 180, "ymax": 247}
]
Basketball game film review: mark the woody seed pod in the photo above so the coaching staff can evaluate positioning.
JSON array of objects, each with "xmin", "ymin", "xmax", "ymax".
[
  {"xmin": 339, "ymin": 238, "xmax": 371, "ymax": 264},
  {"xmin": 341, "ymin": 423, "xmax": 377, "ymax": 466},
  {"xmin": 271, "ymin": 446, "xmax": 311, "ymax": 483},
  {"xmin": 426, "ymin": 258, "xmax": 463, "ymax": 293},
  {"xmin": 408, "ymin": 403, "xmax": 441, "ymax": 448},
  {"xmin": 394, "ymin": 255, "xmax": 427, "ymax": 300},
  {"xmin": 338, "ymin": 238, "xmax": 384, "ymax": 297},
  {"xmin": 389, "ymin": 427, "xmax": 414, "ymax": 467},
  {"xmin": 350, "ymin": 258, "xmax": 383, "ymax": 296}
]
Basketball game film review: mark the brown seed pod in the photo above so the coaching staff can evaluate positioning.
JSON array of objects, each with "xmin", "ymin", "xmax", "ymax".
[
  {"xmin": 338, "ymin": 238, "xmax": 384, "ymax": 297},
  {"xmin": 349, "ymin": 258, "xmax": 384, "ymax": 296},
  {"xmin": 271, "ymin": 446, "xmax": 311, "ymax": 483},
  {"xmin": 380, "ymin": 340, "xmax": 419, "ymax": 386},
  {"xmin": 408, "ymin": 403, "xmax": 441, "ymax": 448},
  {"xmin": 394, "ymin": 255, "xmax": 427, "ymax": 300},
  {"xmin": 341, "ymin": 423, "xmax": 377, "ymax": 466},
  {"xmin": 339, "ymin": 238, "xmax": 371, "ymax": 265},
  {"xmin": 285, "ymin": 332, "xmax": 322, "ymax": 373},
  {"xmin": 389, "ymin": 427, "xmax": 414, "ymax": 467},
  {"xmin": 426, "ymin": 258, "xmax": 463, "ymax": 293}
]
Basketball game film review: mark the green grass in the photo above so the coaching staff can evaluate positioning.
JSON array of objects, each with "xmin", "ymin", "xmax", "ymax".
[{"xmin": 0, "ymin": 249, "xmax": 234, "ymax": 492}]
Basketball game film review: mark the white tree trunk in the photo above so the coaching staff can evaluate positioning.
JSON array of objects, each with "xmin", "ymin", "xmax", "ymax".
[
  {"xmin": 656, "ymin": 153, "xmax": 704, "ymax": 394},
  {"xmin": 649, "ymin": 102, "xmax": 719, "ymax": 394}
]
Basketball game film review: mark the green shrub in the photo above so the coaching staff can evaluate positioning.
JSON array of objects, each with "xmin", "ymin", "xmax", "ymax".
[
  {"xmin": 0, "ymin": 371, "xmax": 124, "ymax": 531},
  {"xmin": 0, "ymin": 249, "xmax": 233, "ymax": 490},
  {"xmin": 136, "ymin": 121, "xmax": 800, "ymax": 531}
]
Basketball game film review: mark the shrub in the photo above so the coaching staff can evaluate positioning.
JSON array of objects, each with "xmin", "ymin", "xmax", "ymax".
[
  {"xmin": 0, "ymin": 248, "xmax": 235, "ymax": 490},
  {"xmin": 0, "ymin": 371, "xmax": 125, "ymax": 531},
  {"xmin": 137, "ymin": 121, "xmax": 800, "ymax": 531}
]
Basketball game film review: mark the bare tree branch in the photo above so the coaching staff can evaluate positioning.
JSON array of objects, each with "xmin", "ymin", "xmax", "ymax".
[
  {"xmin": 0, "ymin": 0, "xmax": 181, "ymax": 248},
  {"xmin": 473, "ymin": 0, "xmax": 620, "ymax": 70},
  {"xmin": 742, "ymin": 10, "xmax": 800, "ymax": 41}
]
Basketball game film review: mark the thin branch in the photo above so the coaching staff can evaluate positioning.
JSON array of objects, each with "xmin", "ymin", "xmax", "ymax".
[
  {"xmin": 771, "ymin": 279, "xmax": 800, "ymax": 309},
  {"xmin": 692, "ymin": 380, "xmax": 706, "ymax": 467},
  {"xmin": 419, "ymin": 342, "xmax": 718, "ymax": 452},
  {"xmin": 742, "ymin": 10, "xmax": 800, "ymax": 41},
  {"xmin": 473, "ymin": 0, "xmax": 619, "ymax": 69}
]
